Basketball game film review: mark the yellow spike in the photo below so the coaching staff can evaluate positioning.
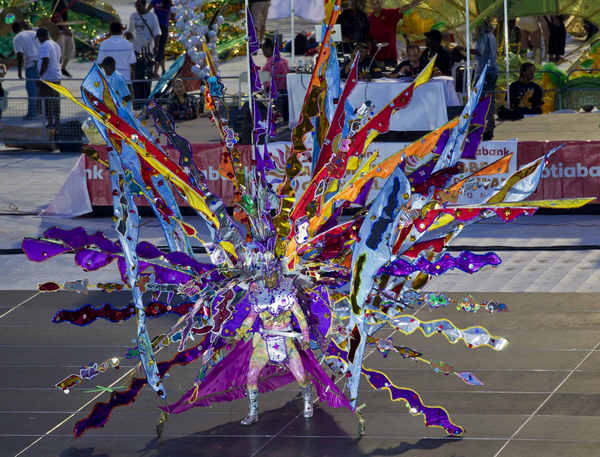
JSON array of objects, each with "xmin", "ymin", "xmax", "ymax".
[{"xmin": 44, "ymin": 82, "xmax": 220, "ymax": 229}]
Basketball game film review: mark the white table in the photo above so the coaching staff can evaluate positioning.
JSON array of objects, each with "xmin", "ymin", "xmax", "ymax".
[{"xmin": 287, "ymin": 74, "xmax": 461, "ymax": 131}]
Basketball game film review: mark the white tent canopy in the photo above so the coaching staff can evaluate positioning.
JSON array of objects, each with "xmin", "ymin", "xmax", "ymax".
[
  {"xmin": 267, "ymin": 0, "xmax": 325, "ymax": 67},
  {"xmin": 268, "ymin": 0, "xmax": 325, "ymax": 22}
]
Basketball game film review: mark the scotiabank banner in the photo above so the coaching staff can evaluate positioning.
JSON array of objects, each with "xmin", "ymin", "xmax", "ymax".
[
  {"xmin": 518, "ymin": 141, "xmax": 600, "ymax": 202},
  {"xmin": 85, "ymin": 140, "xmax": 599, "ymax": 208},
  {"xmin": 449, "ymin": 140, "xmax": 518, "ymax": 190}
]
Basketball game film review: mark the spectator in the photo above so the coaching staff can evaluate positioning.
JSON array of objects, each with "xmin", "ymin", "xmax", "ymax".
[
  {"xmin": 100, "ymin": 57, "xmax": 132, "ymax": 110},
  {"xmin": 97, "ymin": 22, "xmax": 136, "ymax": 83},
  {"xmin": 261, "ymin": 38, "xmax": 289, "ymax": 92},
  {"xmin": 166, "ymin": 78, "xmax": 199, "ymax": 121},
  {"xmin": 338, "ymin": 0, "xmax": 370, "ymax": 54},
  {"xmin": 419, "ymin": 29, "xmax": 452, "ymax": 76},
  {"xmin": 341, "ymin": 41, "xmax": 378, "ymax": 80},
  {"xmin": 391, "ymin": 43, "xmax": 420, "ymax": 77},
  {"xmin": 473, "ymin": 20, "xmax": 498, "ymax": 140},
  {"xmin": 129, "ymin": 0, "xmax": 161, "ymax": 107},
  {"xmin": 368, "ymin": 0, "xmax": 421, "ymax": 67},
  {"xmin": 261, "ymin": 37, "xmax": 290, "ymax": 122},
  {"xmin": 12, "ymin": 21, "xmax": 40, "ymax": 119},
  {"xmin": 250, "ymin": 0, "xmax": 270, "ymax": 42},
  {"xmin": 498, "ymin": 62, "xmax": 543, "ymax": 120},
  {"xmin": 146, "ymin": 0, "xmax": 172, "ymax": 75},
  {"xmin": 36, "ymin": 27, "xmax": 62, "ymax": 131}
]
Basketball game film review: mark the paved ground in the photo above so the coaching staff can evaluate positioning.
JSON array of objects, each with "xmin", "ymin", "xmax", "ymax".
[
  {"xmin": 2, "ymin": 290, "xmax": 600, "ymax": 457},
  {"xmin": 1, "ymin": 4, "xmax": 600, "ymax": 455}
]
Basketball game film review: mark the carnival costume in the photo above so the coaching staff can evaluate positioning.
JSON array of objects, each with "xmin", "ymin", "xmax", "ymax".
[{"xmin": 23, "ymin": 0, "xmax": 592, "ymax": 439}]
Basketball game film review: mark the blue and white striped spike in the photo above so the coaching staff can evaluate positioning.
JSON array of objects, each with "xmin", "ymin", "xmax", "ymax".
[
  {"xmin": 432, "ymin": 65, "xmax": 488, "ymax": 174},
  {"xmin": 80, "ymin": 65, "xmax": 165, "ymax": 397},
  {"xmin": 81, "ymin": 64, "xmax": 192, "ymax": 255},
  {"xmin": 346, "ymin": 164, "xmax": 411, "ymax": 408}
]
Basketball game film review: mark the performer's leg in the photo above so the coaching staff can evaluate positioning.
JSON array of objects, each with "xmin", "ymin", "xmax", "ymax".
[
  {"xmin": 242, "ymin": 335, "xmax": 268, "ymax": 426},
  {"xmin": 286, "ymin": 344, "xmax": 313, "ymax": 419}
]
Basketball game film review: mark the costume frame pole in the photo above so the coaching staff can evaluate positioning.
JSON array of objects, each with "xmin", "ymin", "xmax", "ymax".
[
  {"xmin": 291, "ymin": 0, "xmax": 296, "ymax": 68},
  {"xmin": 465, "ymin": 0, "xmax": 471, "ymax": 99},
  {"xmin": 503, "ymin": 0, "xmax": 510, "ymax": 107},
  {"xmin": 245, "ymin": 0, "xmax": 253, "ymax": 119}
]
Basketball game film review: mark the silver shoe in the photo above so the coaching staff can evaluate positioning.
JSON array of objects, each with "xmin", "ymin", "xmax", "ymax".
[
  {"xmin": 302, "ymin": 385, "xmax": 313, "ymax": 419},
  {"xmin": 241, "ymin": 388, "xmax": 259, "ymax": 426}
]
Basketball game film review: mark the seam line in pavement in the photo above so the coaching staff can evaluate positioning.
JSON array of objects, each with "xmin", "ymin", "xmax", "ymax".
[
  {"xmin": 249, "ymin": 302, "xmax": 428, "ymax": 456},
  {"xmin": 493, "ymin": 338, "xmax": 600, "ymax": 457},
  {"xmin": 13, "ymin": 364, "xmax": 139, "ymax": 457},
  {"xmin": 0, "ymin": 292, "xmax": 40, "ymax": 321}
]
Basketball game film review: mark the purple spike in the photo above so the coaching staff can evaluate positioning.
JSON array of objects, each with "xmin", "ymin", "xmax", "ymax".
[
  {"xmin": 462, "ymin": 96, "xmax": 491, "ymax": 159},
  {"xmin": 246, "ymin": 7, "xmax": 260, "ymax": 55}
]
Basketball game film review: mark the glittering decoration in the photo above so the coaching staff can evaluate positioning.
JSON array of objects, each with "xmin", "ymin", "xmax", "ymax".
[
  {"xmin": 23, "ymin": 4, "xmax": 594, "ymax": 442},
  {"xmin": 52, "ymin": 300, "xmax": 194, "ymax": 326}
]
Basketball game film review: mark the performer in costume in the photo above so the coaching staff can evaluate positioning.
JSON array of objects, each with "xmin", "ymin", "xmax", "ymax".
[{"xmin": 237, "ymin": 266, "xmax": 313, "ymax": 425}]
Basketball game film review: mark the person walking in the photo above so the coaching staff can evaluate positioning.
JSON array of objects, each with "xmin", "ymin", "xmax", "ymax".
[
  {"xmin": 12, "ymin": 21, "xmax": 40, "ymax": 119},
  {"xmin": 57, "ymin": 27, "xmax": 75, "ymax": 78},
  {"xmin": 36, "ymin": 27, "xmax": 62, "ymax": 133},
  {"xmin": 147, "ymin": 0, "xmax": 172, "ymax": 75},
  {"xmin": 97, "ymin": 22, "xmax": 136, "ymax": 84},
  {"xmin": 128, "ymin": 0, "xmax": 160, "ymax": 109},
  {"xmin": 51, "ymin": 0, "xmax": 75, "ymax": 77}
]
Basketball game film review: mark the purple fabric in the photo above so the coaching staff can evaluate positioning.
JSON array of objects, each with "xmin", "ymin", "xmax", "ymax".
[
  {"xmin": 326, "ymin": 342, "xmax": 463, "ymax": 436},
  {"xmin": 406, "ymin": 158, "xmax": 438, "ymax": 186},
  {"xmin": 306, "ymin": 287, "xmax": 333, "ymax": 351},
  {"xmin": 270, "ymin": 35, "xmax": 280, "ymax": 100},
  {"xmin": 24, "ymin": 227, "xmax": 216, "ymax": 284},
  {"xmin": 22, "ymin": 238, "xmax": 70, "ymax": 261},
  {"xmin": 381, "ymin": 251, "xmax": 501, "ymax": 276},
  {"xmin": 246, "ymin": 7, "xmax": 260, "ymax": 55},
  {"xmin": 43, "ymin": 227, "xmax": 120, "ymax": 252},
  {"xmin": 74, "ymin": 337, "xmax": 215, "ymax": 437},
  {"xmin": 161, "ymin": 339, "xmax": 352, "ymax": 414},
  {"xmin": 249, "ymin": 55, "xmax": 263, "ymax": 93},
  {"xmin": 461, "ymin": 96, "xmax": 491, "ymax": 160},
  {"xmin": 317, "ymin": 179, "xmax": 372, "ymax": 235},
  {"xmin": 75, "ymin": 249, "xmax": 115, "ymax": 271}
]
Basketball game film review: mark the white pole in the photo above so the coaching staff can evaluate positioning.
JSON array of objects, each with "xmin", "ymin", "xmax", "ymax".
[
  {"xmin": 503, "ymin": 0, "xmax": 510, "ymax": 107},
  {"xmin": 291, "ymin": 0, "xmax": 295, "ymax": 68},
  {"xmin": 245, "ymin": 0, "xmax": 253, "ymax": 118},
  {"xmin": 465, "ymin": 0, "xmax": 471, "ymax": 99}
]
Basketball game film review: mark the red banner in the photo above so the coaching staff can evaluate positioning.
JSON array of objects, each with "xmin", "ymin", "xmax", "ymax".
[
  {"xmin": 86, "ymin": 140, "xmax": 600, "ymax": 208},
  {"xmin": 517, "ymin": 141, "xmax": 600, "ymax": 202},
  {"xmin": 85, "ymin": 144, "xmax": 253, "ymax": 207}
]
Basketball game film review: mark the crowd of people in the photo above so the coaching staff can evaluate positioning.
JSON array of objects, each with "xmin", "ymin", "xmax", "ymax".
[
  {"xmin": 330, "ymin": 0, "xmax": 566, "ymax": 139},
  {"xmin": 0, "ymin": 0, "xmax": 590, "ymax": 141}
]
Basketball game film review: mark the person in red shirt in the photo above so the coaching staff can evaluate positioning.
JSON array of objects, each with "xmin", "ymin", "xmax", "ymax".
[
  {"xmin": 261, "ymin": 38, "xmax": 289, "ymax": 92},
  {"xmin": 368, "ymin": 0, "xmax": 421, "ymax": 66}
]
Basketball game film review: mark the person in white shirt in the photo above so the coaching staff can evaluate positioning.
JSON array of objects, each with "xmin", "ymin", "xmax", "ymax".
[
  {"xmin": 36, "ymin": 28, "xmax": 62, "ymax": 130},
  {"xmin": 129, "ymin": 0, "xmax": 160, "ymax": 108},
  {"xmin": 128, "ymin": 0, "xmax": 160, "ymax": 54},
  {"xmin": 97, "ymin": 22, "xmax": 136, "ymax": 83},
  {"xmin": 12, "ymin": 21, "xmax": 40, "ymax": 119}
]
